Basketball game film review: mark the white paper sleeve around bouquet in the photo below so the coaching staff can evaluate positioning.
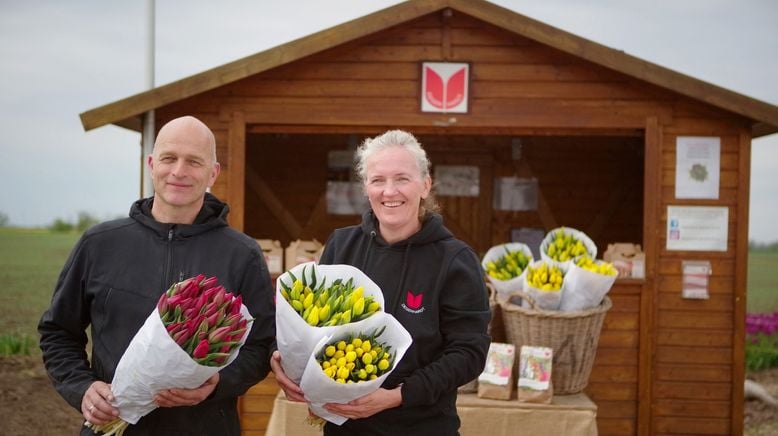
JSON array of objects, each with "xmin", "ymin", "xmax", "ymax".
[
  {"xmin": 559, "ymin": 261, "xmax": 617, "ymax": 312},
  {"xmin": 539, "ymin": 227, "xmax": 597, "ymax": 273},
  {"xmin": 110, "ymin": 304, "xmax": 252, "ymax": 424},
  {"xmin": 275, "ymin": 261, "xmax": 385, "ymax": 383},
  {"xmin": 300, "ymin": 311, "xmax": 412, "ymax": 425},
  {"xmin": 481, "ymin": 243, "xmax": 533, "ymax": 302},
  {"xmin": 522, "ymin": 260, "xmax": 564, "ymax": 311}
]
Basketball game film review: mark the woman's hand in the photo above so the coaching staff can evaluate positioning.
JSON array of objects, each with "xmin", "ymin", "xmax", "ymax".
[
  {"xmin": 323, "ymin": 387, "xmax": 402, "ymax": 419},
  {"xmin": 270, "ymin": 350, "xmax": 306, "ymax": 402}
]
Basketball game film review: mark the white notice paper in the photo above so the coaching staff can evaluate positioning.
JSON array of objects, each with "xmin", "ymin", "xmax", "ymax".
[
  {"xmin": 675, "ymin": 136, "xmax": 720, "ymax": 199},
  {"xmin": 666, "ymin": 206, "xmax": 728, "ymax": 252}
]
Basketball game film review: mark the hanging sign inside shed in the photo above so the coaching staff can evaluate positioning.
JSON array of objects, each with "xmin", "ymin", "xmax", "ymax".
[{"xmin": 421, "ymin": 62, "xmax": 469, "ymax": 113}]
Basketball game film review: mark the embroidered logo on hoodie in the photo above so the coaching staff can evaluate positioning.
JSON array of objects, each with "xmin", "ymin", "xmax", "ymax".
[{"xmin": 401, "ymin": 291, "xmax": 425, "ymax": 314}]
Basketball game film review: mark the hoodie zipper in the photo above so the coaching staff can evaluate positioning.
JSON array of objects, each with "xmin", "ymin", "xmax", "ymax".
[{"xmin": 164, "ymin": 227, "xmax": 174, "ymax": 289}]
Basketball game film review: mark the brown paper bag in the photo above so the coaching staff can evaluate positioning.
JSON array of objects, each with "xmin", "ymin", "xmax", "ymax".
[{"xmin": 477, "ymin": 343, "xmax": 515, "ymax": 400}]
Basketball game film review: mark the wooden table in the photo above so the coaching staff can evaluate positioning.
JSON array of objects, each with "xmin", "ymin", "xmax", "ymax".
[{"xmin": 265, "ymin": 391, "xmax": 598, "ymax": 436}]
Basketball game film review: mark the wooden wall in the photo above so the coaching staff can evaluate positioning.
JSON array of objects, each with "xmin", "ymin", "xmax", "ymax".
[
  {"xmin": 649, "ymin": 108, "xmax": 750, "ymax": 435},
  {"xmin": 155, "ymin": 8, "xmax": 750, "ymax": 435}
]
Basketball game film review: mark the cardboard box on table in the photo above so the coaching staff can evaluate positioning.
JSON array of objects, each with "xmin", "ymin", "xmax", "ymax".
[
  {"xmin": 603, "ymin": 243, "xmax": 645, "ymax": 279},
  {"xmin": 285, "ymin": 239, "xmax": 324, "ymax": 270},
  {"xmin": 256, "ymin": 239, "xmax": 284, "ymax": 276}
]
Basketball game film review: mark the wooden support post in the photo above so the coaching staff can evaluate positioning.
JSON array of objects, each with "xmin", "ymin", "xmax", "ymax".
[
  {"xmin": 731, "ymin": 128, "xmax": 751, "ymax": 436},
  {"xmin": 227, "ymin": 112, "xmax": 246, "ymax": 231},
  {"xmin": 638, "ymin": 116, "xmax": 661, "ymax": 436}
]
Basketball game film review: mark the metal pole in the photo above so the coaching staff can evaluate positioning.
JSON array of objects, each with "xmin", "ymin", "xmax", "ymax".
[{"xmin": 141, "ymin": 0, "xmax": 155, "ymax": 198}]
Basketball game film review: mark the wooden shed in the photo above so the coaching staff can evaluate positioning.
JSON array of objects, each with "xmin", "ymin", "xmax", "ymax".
[{"xmin": 80, "ymin": 0, "xmax": 778, "ymax": 434}]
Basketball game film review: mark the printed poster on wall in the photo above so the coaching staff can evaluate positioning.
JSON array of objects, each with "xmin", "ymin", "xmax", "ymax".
[
  {"xmin": 420, "ymin": 62, "xmax": 469, "ymax": 113},
  {"xmin": 666, "ymin": 205, "xmax": 728, "ymax": 252},
  {"xmin": 434, "ymin": 165, "xmax": 479, "ymax": 197},
  {"xmin": 675, "ymin": 136, "xmax": 720, "ymax": 199},
  {"xmin": 493, "ymin": 177, "xmax": 538, "ymax": 211}
]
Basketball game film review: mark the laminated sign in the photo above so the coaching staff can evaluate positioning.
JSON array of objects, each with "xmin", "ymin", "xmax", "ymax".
[{"xmin": 421, "ymin": 62, "xmax": 469, "ymax": 113}]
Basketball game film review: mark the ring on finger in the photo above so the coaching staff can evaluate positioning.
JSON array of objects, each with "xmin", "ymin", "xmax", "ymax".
[{"xmin": 89, "ymin": 404, "xmax": 95, "ymax": 413}]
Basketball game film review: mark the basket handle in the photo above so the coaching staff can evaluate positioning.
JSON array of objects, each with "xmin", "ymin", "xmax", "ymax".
[
  {"xmin": 485, "ymin": 282, "xmax": 538, "ymax": 309},
  {"xmin": 485, "ymin": 281, "xmax": 499, "ymax": 304},
  {"xmin": 506, "ymin": 289, "xmax": 538, "ymax": 309}
]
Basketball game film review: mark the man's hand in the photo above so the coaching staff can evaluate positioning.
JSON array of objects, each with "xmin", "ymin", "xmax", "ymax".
[
  {"xmin": 270, "ymin": 350, "xmax": 306, "ymax": 402},
  {"xmin": 154, "ymin": 372, "xmax": 219, "ymax": 408},
  {"xmin": 82, "ymin": 381, "xmax": 119, "ymax": 424}
]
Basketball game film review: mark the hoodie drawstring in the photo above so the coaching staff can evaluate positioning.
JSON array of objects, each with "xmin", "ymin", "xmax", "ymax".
[
  {"xmin": 362, "ymin": 231, "xmax": 376, "ymax": 271},
  {"xmin": 389, "ymin": 242, "xmax": 413, "ymax": 313}
]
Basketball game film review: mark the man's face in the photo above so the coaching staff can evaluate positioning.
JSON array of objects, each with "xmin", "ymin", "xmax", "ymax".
[{"xmin": 148, "ymin": 127, "xmax": 220, "ymax": 217}]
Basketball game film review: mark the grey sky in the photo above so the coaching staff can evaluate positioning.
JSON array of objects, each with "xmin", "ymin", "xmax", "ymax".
[{"xmin": 1, "ymin": 0, "xmax": 776, "ymax": 242}]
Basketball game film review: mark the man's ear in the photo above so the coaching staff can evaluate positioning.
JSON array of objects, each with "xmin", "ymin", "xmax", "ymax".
[{"xmin": 208, "ymin": 162, "xmax": 221, "ymax": 187}]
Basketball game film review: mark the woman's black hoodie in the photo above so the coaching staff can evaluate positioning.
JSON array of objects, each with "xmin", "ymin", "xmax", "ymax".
[{"xmin": 319, "ymin": 210, "xmax": 490, "ymax": 436}]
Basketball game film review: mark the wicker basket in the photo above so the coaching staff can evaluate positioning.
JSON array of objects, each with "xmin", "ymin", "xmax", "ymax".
[
  {"xmin": 459, "ymin": 280, "xmax": 507, "ymax": 394},
  {"xmin": 500, "ymin": 289, "xmax": 611, "ymax": 394},
  {"xmin": 487, "ymin": 280, "xmax": 507, "ymax": 344}
]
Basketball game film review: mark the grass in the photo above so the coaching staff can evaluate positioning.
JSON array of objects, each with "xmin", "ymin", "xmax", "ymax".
[
  {"xmin": 0, "ymin": 228, "xmax": 80, "ymax": 354},
  {"xmin": 747, "ymin": 251, "xmax": 778, "ymax": 314},
  {"xmin": 1, "ymin": 227, "xmax": 777, "ymax": 351}
]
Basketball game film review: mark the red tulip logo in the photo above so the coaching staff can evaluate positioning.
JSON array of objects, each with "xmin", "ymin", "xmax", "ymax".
[
  {"xmin": 424, "ymin": 66, "xmax": 466, "ymax": 111},
  {"xmin": 406, "ymin": 292, "xmax": 423, "ymax": 310}
]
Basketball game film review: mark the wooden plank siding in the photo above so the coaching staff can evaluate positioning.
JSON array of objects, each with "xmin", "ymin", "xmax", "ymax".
[
  {"xmin": 148, "ymin": 9, "xmax": 753, "ymax": 436},
  {"xmin": 651, "ymin": 113, "xmax": 747, "ymax": 435}
]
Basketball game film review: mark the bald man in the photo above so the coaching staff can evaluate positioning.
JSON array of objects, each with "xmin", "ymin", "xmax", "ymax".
[{"xmin": 39, "ymin": 116, "xmax": 275, "ymax": 435}]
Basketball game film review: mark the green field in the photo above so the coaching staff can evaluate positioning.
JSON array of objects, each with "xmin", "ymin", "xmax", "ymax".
[
  {"xmin": 0, "ymin": 228, "xmax": 79, "ymax": 350},
  {"xmin": 1, "ymin": 228, "xmax": 777, "ymax": 352},
  {"xmin": 747, "ymin": 251, "xmax": 778, "ymax": 313}
]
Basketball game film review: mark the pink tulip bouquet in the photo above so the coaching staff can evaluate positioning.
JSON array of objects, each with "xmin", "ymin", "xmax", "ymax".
[{"xmin": 86, "ymin": 275, "xmax": 253, "ymax": 436}]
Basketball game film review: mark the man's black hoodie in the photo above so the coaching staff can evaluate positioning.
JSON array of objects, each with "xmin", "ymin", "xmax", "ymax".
[
  {"xmin": 319, "ymin": 210, "xmax": 490, "ymax": 436},
  {"xmin": 39, "ymin": 193, "xmax": 275, "ymax": 435}
]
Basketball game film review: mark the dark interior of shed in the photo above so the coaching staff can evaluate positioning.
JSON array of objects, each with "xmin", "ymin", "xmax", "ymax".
[{"xmin": 244, "ymin": 132, "xmax": 644, "ymax": 257}]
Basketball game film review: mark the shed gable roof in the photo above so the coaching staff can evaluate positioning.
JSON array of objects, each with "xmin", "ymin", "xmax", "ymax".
[{"xmin": 80, "ymin": 0, "xmax": 778, "ymax": 136}]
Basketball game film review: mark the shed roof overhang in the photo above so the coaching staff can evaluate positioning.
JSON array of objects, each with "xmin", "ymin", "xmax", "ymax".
[{"xmin": 79, "ymin": 0, "xmax": 778, "ymax": 137}]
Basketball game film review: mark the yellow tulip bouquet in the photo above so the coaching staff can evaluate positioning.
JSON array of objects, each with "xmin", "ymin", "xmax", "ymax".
[
  {"xmin": 275, "ymin": 262, "xmax": 412, "ymax": 425},
  {"xmin": 481, "ymin": 243, "xmax": 534, "ymax": 302},
  {"xmin": 539, "ymin": 227, "xmax": 597, "ymax": 272},
  {"xmin": 521, "ymin": 260, "xmax": 566, "ymax": 310},
  {"xmin": 559, "ymin": 255, "xmax": 618, "ymax": 311},
  {"xmin": 539, "ymin": 227, "xmax": 615, "ymax": 311}
]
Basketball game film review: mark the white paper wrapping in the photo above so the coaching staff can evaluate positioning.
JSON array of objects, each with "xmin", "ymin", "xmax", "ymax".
[
  {"xmin": 539, "ymin": 227, "xmax": 597, "ymax": 273},
  {"xmin": 559, "ymin": 261, "xmax": 617, "ymax": 311},
  {"xmin": 299, "ymin": 311, "xmax": 412, "ymax": 425},
  {"xmin": 521, "ymin": 260, "xmax": 564, "ymax": 311},
  {"xmin": 110, "ymin": 303, "xmax": 252, "ymax": 424},
  {"xmin": 275, "ymin": 262, "xmax": 385, "ymax": 383},
  {"xmin": 481, "ymin": 243, "xmax": 533, "ymax": 303}
]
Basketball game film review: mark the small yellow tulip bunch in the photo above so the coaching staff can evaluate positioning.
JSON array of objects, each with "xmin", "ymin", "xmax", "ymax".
[
  {"xmin": 485, "ymin": 247, "xmax": 531, "ymax": 281},
  {"xmin": 316, "ymin": 326, "xmax": 394, "ymax": 384},
  {"xmin": 279, "ymin": 265, "xmax": 381, "ymax": 327},
  {"xmin": 544, "ymin": 227, "xmax": 589, "ymax": 262},
  {"xmin": 525, "ymin": 261, "xmax": 564, "ymax": 292},
  {"xmin": 574, "ymin": 255, "xmax": 618, "ymax": 277}
]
